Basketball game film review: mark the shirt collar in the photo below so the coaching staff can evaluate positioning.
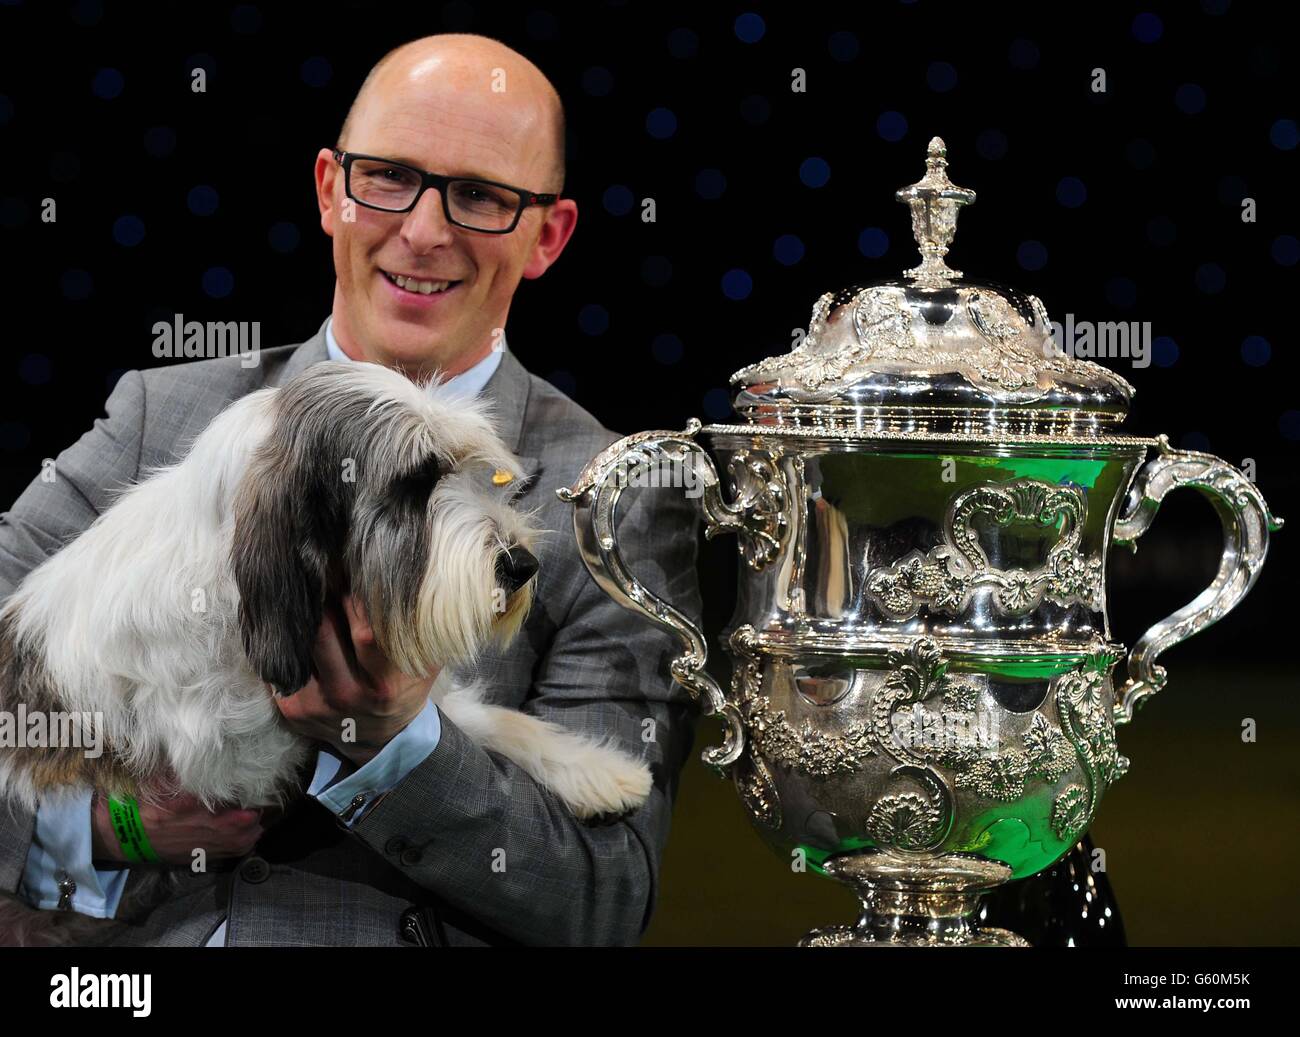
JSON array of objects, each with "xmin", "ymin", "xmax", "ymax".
[{"xmin": 324, "ymin": 316, "xmax": 505, "ymax": 398}]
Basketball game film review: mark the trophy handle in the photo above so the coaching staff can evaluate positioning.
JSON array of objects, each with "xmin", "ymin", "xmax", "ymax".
[
  {"xmin": 558, "ymin": 419, "xmax": 781, "ymax": 773},
  {"xmin": 1110, "ymin": 434, "xmax": 1283, "ymax": 725}
]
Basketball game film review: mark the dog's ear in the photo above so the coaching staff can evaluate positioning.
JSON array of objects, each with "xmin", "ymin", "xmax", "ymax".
[
  {"xmin": 383, "ymin": 453, "xmax": 443, "ymax": 512},
  {"xmin": 231, "ymin": 442, "xmax": 345, "ymax": 694}
]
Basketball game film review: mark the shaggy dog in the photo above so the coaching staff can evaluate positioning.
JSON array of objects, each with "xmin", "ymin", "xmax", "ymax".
[{"xmin": 0, "ymin": 360, "xmax": 651, "ymax": 944}]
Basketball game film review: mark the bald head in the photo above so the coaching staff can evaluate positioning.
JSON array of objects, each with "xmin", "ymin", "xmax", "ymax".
[{"xmin": 337, "ymin": 34, "xmax": 566, "ymax": 194}]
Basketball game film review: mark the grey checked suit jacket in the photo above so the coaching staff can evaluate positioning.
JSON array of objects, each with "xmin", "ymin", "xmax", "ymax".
[{"xmin": 0, "ymin": 318, "xmax": 704, "ymax": 946}]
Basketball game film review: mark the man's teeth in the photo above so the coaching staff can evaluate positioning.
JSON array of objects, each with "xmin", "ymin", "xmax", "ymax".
[{"xmin": 386, "ymin": 272, "xmax": 455, "ymax": 295}]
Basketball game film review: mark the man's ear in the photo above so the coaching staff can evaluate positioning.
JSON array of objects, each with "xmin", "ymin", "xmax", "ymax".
[
  {"xmin": 521, "ymin": 198, "xmax": 578, "ymax": 280},
  {"xmin": 230, "ymin": 443, "xmax": 337, "ymax": 694},
  {"xmin": 314, "ymin": 147, "xmax": 342, "ymax": 238}
]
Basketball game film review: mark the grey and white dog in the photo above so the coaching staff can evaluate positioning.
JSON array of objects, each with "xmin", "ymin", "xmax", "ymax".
[{"xmin": 0, "ymin": 360, "xmax": 651, "ymax": 944}]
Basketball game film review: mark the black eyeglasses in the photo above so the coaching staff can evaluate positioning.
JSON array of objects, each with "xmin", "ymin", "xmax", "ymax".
[{"xmin": 332, "ymin": 148, "xmax": 558, "ymax": 234}]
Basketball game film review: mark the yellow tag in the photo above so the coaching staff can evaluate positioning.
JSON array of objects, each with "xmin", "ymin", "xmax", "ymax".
[{"xmin": 491, "ymin": 468, "xmax": 514, "ymax": 486}]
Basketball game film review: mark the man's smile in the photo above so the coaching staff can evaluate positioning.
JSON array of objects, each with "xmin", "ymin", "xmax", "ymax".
[{"xmin": 378, "ymin": 267, "xmax": 465, "ymax": 304}]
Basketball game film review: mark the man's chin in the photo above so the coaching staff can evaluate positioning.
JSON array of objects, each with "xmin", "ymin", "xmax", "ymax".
[
  {"xmin": 353, "ymin": 316, "xmax": 450, "ymax": 371},
  {"xmin": 381, "ymin": 339, "xmax": 453, "ymax": 375}
]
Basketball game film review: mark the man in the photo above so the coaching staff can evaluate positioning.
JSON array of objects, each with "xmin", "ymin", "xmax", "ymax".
[{"xmin": 0, "ymin": 34, "xmax": 703, "ymax": 946}]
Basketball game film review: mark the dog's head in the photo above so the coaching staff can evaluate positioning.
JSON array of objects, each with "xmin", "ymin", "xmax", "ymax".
[{"xmin": 230, "ymin": 360, "xmax": 540, "ymax": 694}]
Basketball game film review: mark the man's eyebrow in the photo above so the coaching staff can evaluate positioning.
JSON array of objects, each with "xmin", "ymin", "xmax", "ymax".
[{"xmin": 369, "ymin": 151, "xmax": 513, "ymax": 184}]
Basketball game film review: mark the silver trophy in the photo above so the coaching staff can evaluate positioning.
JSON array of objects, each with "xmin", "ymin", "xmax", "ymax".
[{"xmin": 558, "ymin": 138, "xmax": 1282, "ymax": 946}]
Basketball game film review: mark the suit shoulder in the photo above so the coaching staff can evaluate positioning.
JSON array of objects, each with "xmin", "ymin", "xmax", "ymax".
[
  {"xmin": 132, "ymin": 343, "xmax": 303, "ymax": 468},
  {"xmin": 521, "ymin": 373, "xmax": 622, "ymax": 459},
  {"xmin": 135, "ymin": 342, "xmax": 299, "ymax": 402}
]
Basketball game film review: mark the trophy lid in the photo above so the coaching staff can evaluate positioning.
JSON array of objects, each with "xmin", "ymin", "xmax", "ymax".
[{"xmin": 728, "ymin": 137, "xmax": 1137, "ymax": 439}]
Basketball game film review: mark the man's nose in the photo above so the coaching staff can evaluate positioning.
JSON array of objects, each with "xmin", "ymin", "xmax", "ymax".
[{"xmin": 400, "ymin": 187, "xmax": 456, "ymax": 254}]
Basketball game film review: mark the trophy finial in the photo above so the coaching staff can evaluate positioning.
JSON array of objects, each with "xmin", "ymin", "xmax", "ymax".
[{"xmin": 895, "ymin": 136, "xmax": 976, "ymax": 286}]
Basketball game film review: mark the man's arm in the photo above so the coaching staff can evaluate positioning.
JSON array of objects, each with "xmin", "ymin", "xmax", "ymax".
[
  {"xmin": 349, "ymin": 482, "xmax": 704, "ymax": 946},
  {"xmin": 0, "ymin": 370, "xmax": 146, "ymax": 901}
]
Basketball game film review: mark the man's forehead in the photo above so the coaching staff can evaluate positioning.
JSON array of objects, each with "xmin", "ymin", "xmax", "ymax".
[{"xmin": 354, "ymin": 65, "xmax": 551, "ymax": 180}]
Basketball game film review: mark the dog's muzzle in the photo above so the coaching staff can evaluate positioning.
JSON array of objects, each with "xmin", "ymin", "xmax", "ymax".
[{"xmin": 496, "ymin": 545, "xmax": 539, "ymax": 595}]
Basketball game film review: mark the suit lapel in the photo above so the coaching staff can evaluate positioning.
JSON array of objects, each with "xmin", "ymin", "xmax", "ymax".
[
  {"xmin": 479, "ymin": 348, "xmax": 541, "ymax": 505},
  {"xmin": 274, "ymin": 318, "xmax": 330, "ymax": 386}
]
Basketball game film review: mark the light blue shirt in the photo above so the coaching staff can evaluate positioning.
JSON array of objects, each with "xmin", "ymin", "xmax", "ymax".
[
  {"xmin": 324, "ymin": 316, "xmax": 505, "ymax": 397},
  {"xmin": 21, "ymin": 319, "xmax": 506, "ymax": 944}
]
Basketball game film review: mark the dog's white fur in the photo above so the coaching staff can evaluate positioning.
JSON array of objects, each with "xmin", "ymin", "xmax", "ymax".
[{"xmin": 0, "ymin": 360, "xmax": 651, "ymax": 944}]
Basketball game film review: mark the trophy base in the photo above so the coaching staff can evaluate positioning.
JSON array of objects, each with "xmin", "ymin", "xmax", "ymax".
[
  {"xmin": 799, "ymin": 851, "xmax": 1030, "ymax": 948},
  {"xmin": 800, "ymin": 925, "xmax": 1028, "ymax": 947}
]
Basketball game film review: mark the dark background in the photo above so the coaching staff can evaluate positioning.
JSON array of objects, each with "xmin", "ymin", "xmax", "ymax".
[{"xmin": 1, "ymin": 0, "xmax": 1296, "ymax": 944}]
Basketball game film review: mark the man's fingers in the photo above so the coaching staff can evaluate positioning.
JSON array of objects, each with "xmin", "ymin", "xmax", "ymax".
[
  {"xmin": 310, "ymin": 598, "xmax": 363, "ymax": 705},
  {"xmin": 342, "ymin": 593, "xmax": 376, "ymax": 647},
  {"xmin": 272, "ymin": 678, "xmax": 313, "ymax": 719},
  {"xmin": 272, "ymin": 678, "xmax": 341, "ymax": 738}
]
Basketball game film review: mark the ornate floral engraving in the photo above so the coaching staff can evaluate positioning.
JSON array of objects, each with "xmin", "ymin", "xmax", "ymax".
[
  {"xmin": 947, "ymin": 712, "xmax": 1076, "ymax": 802},
  {"xmin": 864, "ymin": 640, "xmax": 965, "ymax": 851},
  {"xmin": 870, "ymin": 642, "xmax": 1111, "ymax": 821},
  {"xmin": 965, "ymin": 288, "xmax": 1138, "ymax": 396},
  {"xmin": 728, "ymin": 628, "xmax": 877, "ymax": 780},
  {"xmin": 734, "ymin": 749, "xmax": 782, "ymax": 830},
  {"xmin": 714, "ymin": 450, "xmax": 789, "ymax": 571},
  {"xmin": 726, "ymin": 629, "xmax": 1126, "ymax": 857},
  {"xmin": 852, "ymin": 288, "xmax": 915, "ymax": 360},
  {"xmin": 742, "ymin": 700, "xmax": 877, "ymax": 779},
  {"xmin": 867, "ymin": 478, "xmax": 1104, "ymax": 620},
  {"xmin": 729, "ymin": 279, "xmax": 1138, "ymax": 404},
  {"xmin": 730, "ymin": 289, "xmax": 916, "ymax": 392},
  {"xmin": 1051, "ymin": 786, "xmax": 1090, "ymax": 839},
  {"xmin": 878, "ymin": 652, "xmax": 1076, "ymax": 804},
  {"xmin": 1052, "ymin": 662, "xmax": 1129, "ymax": 840},
  {"xmin": 966, "ymin": 290, "xmax": 1041, "ymax": 392},
  {"xmin": 865, "ymin": 793, "xmax": 942, "ymax": 851},
  {"xmin": 871, "ymin": 638, "xmax": 968, "ymax": 757},
  {"xmin": 967, "ymin": 290, "xmax": 1024, "ymax": 343}
]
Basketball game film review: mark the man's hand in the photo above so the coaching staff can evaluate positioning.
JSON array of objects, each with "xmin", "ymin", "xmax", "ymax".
[
  {"xmin": 90, "ymin": 788, "xmax": 265, "ymax": 866},
  {"xmin": 86, "ymin": 597, "xmax": 435, "ymax": 867},
  {"xmin": 272, "ymin": 594, "xmax": 440, "ymax": 766}
]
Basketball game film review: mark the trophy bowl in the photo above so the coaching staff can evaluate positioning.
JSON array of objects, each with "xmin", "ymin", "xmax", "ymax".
[{"xmin": 557, "ymin": 139, "xmax": 1282, "ymax": 946}]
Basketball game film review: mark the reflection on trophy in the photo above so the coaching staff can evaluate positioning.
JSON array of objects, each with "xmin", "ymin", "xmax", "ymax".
[{"xmin": 558, "ymin": 138, "xmax": 1283, "ymax": 946}]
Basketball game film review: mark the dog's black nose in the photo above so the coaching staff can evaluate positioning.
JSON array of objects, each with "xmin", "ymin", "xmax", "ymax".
[{"xmin": 496, "ymin": 545, "xmax": 539, "ymax": 594}]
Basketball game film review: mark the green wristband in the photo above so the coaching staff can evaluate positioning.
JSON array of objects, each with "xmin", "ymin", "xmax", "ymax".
[{"xmin": 106, "ymin": 794, "xmax": 160, "ymax": 863}]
